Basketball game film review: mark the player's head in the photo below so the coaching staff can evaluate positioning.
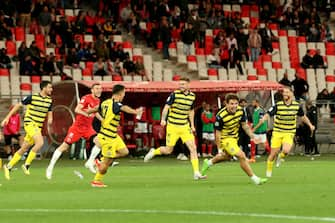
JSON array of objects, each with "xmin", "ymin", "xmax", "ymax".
[
  {"xmin": 40, "ymin": 81, "xmax": 53, "ymax": 96},
  {"xmin": 204, "ymin": 103, "xmax": 210, "ymax": 111},
  {"xmin": 282, "ymin": 86, "xmax": 293, "ymax": 101},
  {"xmin": 239, "ymin": 98, "xmax": 247, "ymax": 108},
  {"xmin": 112, "ymin": 84, "xmax": 125, "ymax": 101},
  {"xmin": 179, "ymin": 77, "xmax": 190, "ymax": 92},
  {"xmin": 225, "ymin": 94, "xmax": 239, "ymax": 114},
  {"xmin": 252, "ymin": 99, "xmax": 259, "ymax": 108},
  {"xmin": 91, "ymin": 83, "xmax": 102, "ymax": 98}
]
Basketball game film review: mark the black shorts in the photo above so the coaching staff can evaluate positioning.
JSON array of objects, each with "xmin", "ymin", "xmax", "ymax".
[{"xmin": 4, "ymin": 134, "xmax": 21, "ymax": 146}]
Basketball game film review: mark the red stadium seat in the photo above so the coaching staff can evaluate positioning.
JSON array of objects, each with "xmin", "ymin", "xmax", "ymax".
[
  {"xmin": 278, "ymin": 30, "xmax": 288, "ymax": 36},
  {"xmin": 31, "ymin": 76, "xmax": 41, "ymax": 83},
  {"xmin": 272, "ymin": 62, "xmax": 282, "ymax": 69},
  {"xmin": 297, "ymin": 36, "xmax": 306, "ymax": 42},
  {"xmin": 20, "ymin": 83, "xmax": 32, "ymax": 91},
  {"xmin": 272, "ymin": 42, "xmax": 280, "ymax": 49},
  {"xmin": 173, "ymin": 74, "xmax": 181, "ymax": 81},
  {"xmin": 247, "ymin": 75, "xmax": 258, "ymax": 80},
  {"xmin": 325, "ymin": 75, "xmax": 335, "ymax": 82},
  {"xmin": 207, "ymin": 68, "xmax": 218, "ymax": 76},
  {"xmin": 5, "ymin": 40, "xmax": 16, "ymax": 56},
  {"xmin": 82, "ymin": 68, "xmax": 92, "ymax": 76},
  {"xmin": 169, "ymin": 42, "xmax": 176, "ymax": 48},
  {"xmin": 15, "ymin": 27, "xmax": 25, "ymax": 41},
  {"xmin": 0, "ymin": 68, "xmax": 9, "ymax": 76},
  {"xmin": 262, "ymin": 55, "xmax": 272, "ymax": 62},
  {"xmin": 187, "ymin": 55, "xmax": 197, "ymax": 62},
  {"xmin": 156, "ymin": 41, "xmax": 163, "ymax": 49},
  {"xmin": 123, "ymin": 41, "xmax": 133, "ymax": 49},
  {"xmin": 253, "ymin": 60, "xmax": 263, "ymax": 69},
  {"xmin": 85, "ymin": 61, "xmax": 94, "ymax": 71},
  {"xmin": 195, "ymin": 48, "xmax": 205, "ymax": 55},
  {"xmin": 268, "ymin": 23, "xmax": 278, "ymax": 30},
  {"xmin": 257, "ymin": 68, "xmax": 267, "ymax": 76},
  {"xmin": 112, "ymin": 75, "xmax": 122, "ymax": 81}
]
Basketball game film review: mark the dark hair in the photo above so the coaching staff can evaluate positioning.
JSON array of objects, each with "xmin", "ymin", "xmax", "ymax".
[
  {"xmin": 180, "ymin": 77, "xmax": 190, "ymax": 82},
  {"xmin": 225, "ymin": 94, "xmax": 239, "ymax": 103},
  {"xmin": 40, "ymin": 81, "xmax": 52, "ymax": 90},
  {"xmin": 112, "ymin": 84, "xmax": 125, "ymax": 95},
  {"xmin": 239, "ymin": 98, "xmax": 247, "ymax": 103},
  {"xmin": 91, "ymin": 83, "xmax": 101, "ymax": 89},
  {"xmin": 283, "ymin": 85, "xmax": 293, "ymax": 92}
]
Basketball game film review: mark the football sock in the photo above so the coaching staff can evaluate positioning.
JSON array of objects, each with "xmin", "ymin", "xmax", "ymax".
[
  {"xmin": 25, "ymin": 151, "xmax": 36, "ymax": 166},
  {"xmin": 208, "ymin": 144, "xmax": 213, "ymax": 155},
  {"xmin": 7, "ymin": 153, "xmax": 22, "ymax": 169},
  {"xmin": 153, "ymin": 148, "xmax": 161, "ymax": 156},
  {"xmin": 201, "ymin": 144, "xmax": 206, "ymax": 154},
  {"xmin": 48, "ymin": 149, "xmax": 62, "ymax": 168},
  {"xmin": 267, "ymin": 160, "xmax": 274, "ymax": 173},
  {"xmin": 191, "ymin": 158, "xmax": 200, "ymax": 173},
  {"xmin": 94, "ymin": 172, "xmax": 104, "ymax": 182},
  {"xmin": 88, "ymin": 145, "xmax": 101, "ymax": 162}
]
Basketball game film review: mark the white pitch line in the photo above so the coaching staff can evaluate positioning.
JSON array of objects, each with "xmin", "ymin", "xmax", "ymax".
[{"xmin": 0, "ymin": 209, "xmax": 334, "ymax": 222}]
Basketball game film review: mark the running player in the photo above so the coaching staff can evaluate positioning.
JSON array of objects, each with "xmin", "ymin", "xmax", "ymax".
[
  {"xmin": 143, "ymin": 77, "xmax": 206, "ymax": 180},
  {"xmin": 201, "ymin": 94, "xmax": 267, "ymax": 185},
  {"xmin": 91, "ymin": 84, "xmax": 141, "ymax": 187},
  {"xmin": 46, "ymin": 83, "xmax": 103, "ymax": 179},
  {"xmin": 254, "ymin": 86, "xmax": 315, "ymax": 177},
  {"xmin": 2, "ymin": 81, "xmax": 53, "ymax": 180}
]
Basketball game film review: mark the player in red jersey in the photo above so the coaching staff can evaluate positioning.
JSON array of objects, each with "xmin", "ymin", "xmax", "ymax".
[{"xmin": 46, "ymin": 83, "xmax": 103, "ymax": 180}]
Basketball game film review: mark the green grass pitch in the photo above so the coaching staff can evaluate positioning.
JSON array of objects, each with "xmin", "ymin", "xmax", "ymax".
[{"xmin": 0, "ymin": 155, "xmax": 334, "ymax": 223}]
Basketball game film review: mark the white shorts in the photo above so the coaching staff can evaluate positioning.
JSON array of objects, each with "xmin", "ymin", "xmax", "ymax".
[
  {"xmin": 134, "ymin": 122, "xmax": 148, "ymax": 133},
  {"xmin": 254, "ymin": 133, "xmax": 267, "ymax": 144},
  {"xmin": 202, "ymin": 132, "xmax": 215, "ymax": 141}
]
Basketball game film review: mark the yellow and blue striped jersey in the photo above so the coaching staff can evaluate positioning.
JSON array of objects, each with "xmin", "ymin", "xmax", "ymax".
[
  {"xmin": 214, "ymin": 106, "xmax": 246, "ymax": 139},
  {"xmin": 99, "ymin": 99, "xmax": 122, "ymax": 139},
  {"xmin": 22, "ymin": 93, "xmax": 52, "ymax": 128},
  {"xmin": 268, "ymin": 100, "xmax": 304, "ymax": 133},
  {"xmin": 166, "ymin": 90, "xmax": 195, "ymax": 126}
]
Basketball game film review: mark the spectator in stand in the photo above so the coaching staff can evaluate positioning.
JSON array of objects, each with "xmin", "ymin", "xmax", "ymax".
[
  {"xmin": 120, "ymin": 4, "xmax": 132, "ymax": 27},
  {"xmin": 0, "ymin": 0, "xmax": 16, "ymax": 27},
  {"xmin": 0, "ymin": 48, "xmax": 12, "ymax": 69},
  {"xmin": 66, "ymin": 48, "xmax": 80, "ymax": 67},
  {"xmin": 29, "ymin": 18, "xmax": 41, "ymax": 35},
  {"xmin": 93, "ymin": 57, "xmax": 109, "ymax": 76},
  {"xmin": 260, "ymin": 4, "xmax": 276, "ymax": 23},
  {"xmin": 187, "ymin": 9, "xmax": 200, "ymax": 41},
  {"xmin": 77, "ymin": 44, "xmax": 91, "ymax": 61},
  {"xmin": 171, "ymin": 5, "xmax": 181, "ymax": 28},
  {"xmin": 248, "ymin": 29, "xmax": 262, "ymax": 62},
  {"xmin": 74, "ymin": 11, "xmax": 86, "ymax": 34},
  {"xmin": 308, "ymin": 23, "xmax": 319, "ymax": 42},
  {"xmin": 214, "ymin": 30, "xmax": 227, "ymax": 47},
  {"xmin": 38, "ymin": 6, "xmax": 52, "ymax": 44},
  {"xmin": 146, "ymin": 22, "xmax": 159, "ymax": 48},
  {"xmin": 229, "ymin": 44, "xmax": 244, "ymax": 75},
  {"xmin": 316, "ymin": 88, "xmax": 331, "ymax": 108},
  {"xmin": 300, "ymin": 50, "xmax": 314, "ymax": 69},
  {"xmin": 171, "ymin": 25, "xmax": 181, "ymax": 42},
  {"xmin": 85, "ymin": 10, "xmax": 95, "ymax": 34},
  {"xmin": 237, "ymin": 28, "xmax": 249, "ymax": 61},
  {"xmin": 291, "ymin": 74, "xmax": 309, "ymax": 101},
  {"xmin": 182, "ymin": 23, "xmax": 195, "ymax": 56},
  {"xmin": 103, "ymin": 19, "xmax": 114, "ymax": 37},
  {"xmin": 29, "ymin": 41, "xmax": 42, "ymax": 69},
  {"xmin": 123, "ymin": 55, "xmax": 136, "ymax": 76},
  {"xmin": 0, "ymin": 11, "xmax": 13, "ymax": 40},
  {"xmin": 157, "ymin": 0, "xmax": 171, "ymax": 19},
  {"xmin": 20, "ymin": 55, "xmax": 36, "ymax": 75},
  {"xmin": 312, "ymin": 49, "xmax": 326, "ymax": 69},
  {"xmin": 134, "ymin": 59, "xmax": 150, "ymax": 81},
  {"xmin": 95, "ymin": 34, "xmax": 109, "ymax": 60},
  {"xmin": 43, "ymin": 54, "xmax": 56, "ymax": 76},
  {"xmin": 160, "ymin": 18, "xmax": 171, "ymax": 60},
  {"xmin": 17, "ymin": 0, "xmax": 33, "ymax": 28},
  {"xmin": 279, "ymin": 73, "xmax": 292, "ymax": 87},
  {"xmin": 57, "ymin": 16, "xmax": 74, "ymax": 49},
  {"xmin": 31, "ymin": 0, "xmax": 46, "ymax": 19},
  {"xmin": 207, "ymin": 49, "xmax": 220, "ymax": 68},
  {"xmin": 112, "ymin": 58, "xmax": 124, "ymax": 76},
  {"xmin": 259, "ymin": 22, "xmax": 278, "ymax": 54},
  {"xmin": 226, "ymin": 33, "xmax": 238, "ymax": 50},
  {"xmin": 18, "ymin": 42, "xmax": 30, "ymax": 63},
  {"xmin": 201, "ymin": 103, "xmax": 215, "ymax": 158},
  {"xmin": 299, "ymin": 18, "xmax": 311, "ymax": 37},
  {"xmin": 238, "ymin": 99, "xmax": 251, "ymax": 158},
  {"xmin": 219, "ymin": 41, "xmax": 229, "ymax": 69},
  {"xmin": 113, "ymin": 44, "xmax": 127, "ymax": 62},
  {"xmin": 2, "ymin": 106, "xmax": 23, "ymax": 160}
]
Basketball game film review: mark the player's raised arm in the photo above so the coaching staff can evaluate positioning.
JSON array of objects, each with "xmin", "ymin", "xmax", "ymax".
[{"xmin": 120, "ymin": 105, "xmax": 142, "ymax": 116}]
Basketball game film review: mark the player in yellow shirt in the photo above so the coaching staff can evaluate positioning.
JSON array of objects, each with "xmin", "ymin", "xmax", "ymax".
[
  {"xmin": 254, "ymin": 86, "xmax": 315, "ymax": 177},
  {"xmin": 201, "ymin": 94, "xmax": 267, "ymax": 185},
  {"xmin": 1, "ymin": 81, "xmax": 53, "ymax": 180},
  {"xmin": 144, "ymin": 77, "xmax": 206, "ymax": 180},
  {"xmin": 91, "ymin": 84, "xmax": 141, "ymax": 188}
]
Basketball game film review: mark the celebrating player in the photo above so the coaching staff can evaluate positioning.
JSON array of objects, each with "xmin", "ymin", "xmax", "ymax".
[
  {"xmin": 91, "ymin": 84, "xmax": 142, "ymax": 187},
  {"xmin": 46, "ymin": 83, "xmax": 103, "ymax": 179},
  {"xmin": 254, "ymin": 86, "xmax": 315, "ymax": 177},
  {"xmin": 201, "ymin": 94, "xmax": 267, "ymax": 185},
  {"xmin": 143, "ymin": 77, "xmax": 206, "ymax": 180},
  {"xmin": 2, "ymin": 81, "xmax": 53, "ymax": 180}
]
